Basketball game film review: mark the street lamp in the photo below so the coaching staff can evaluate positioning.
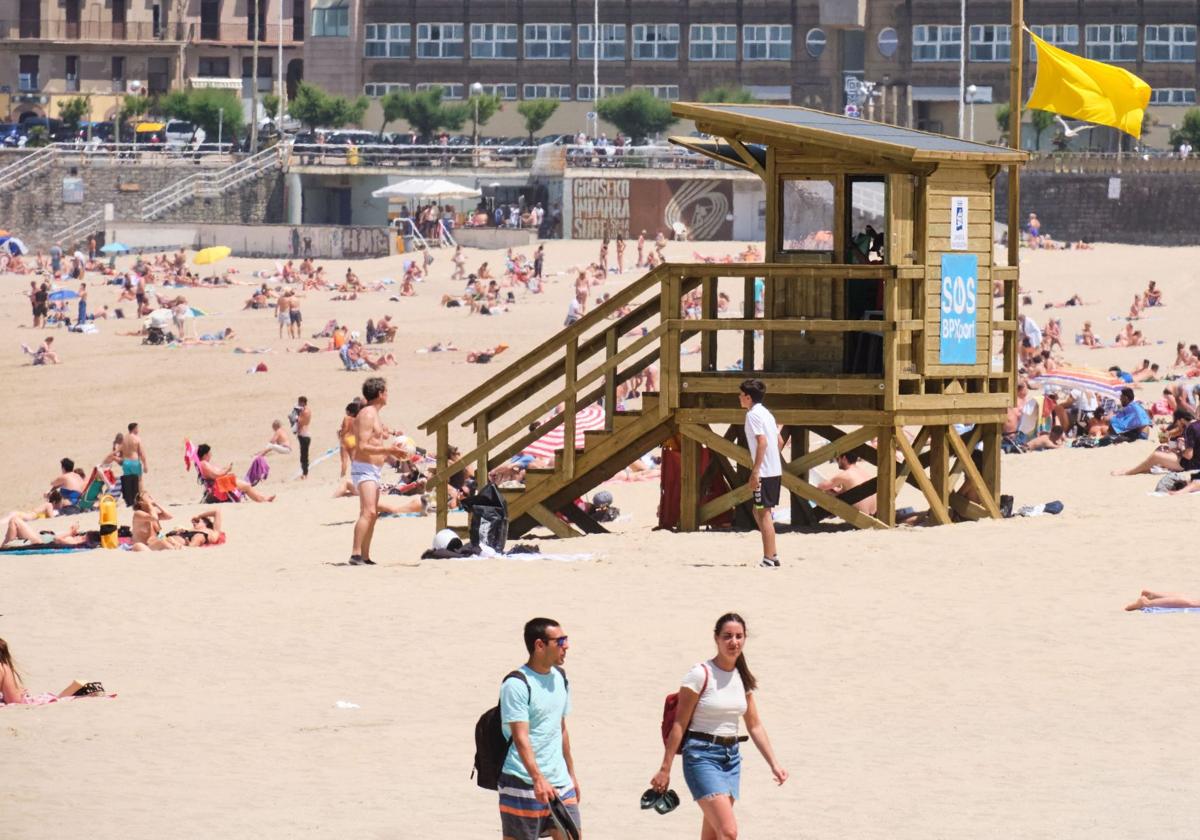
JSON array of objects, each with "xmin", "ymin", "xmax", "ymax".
[
  {"xmin": 470, "ymin": 81, "xmax": 484, "ymax": 167},
  {"xmin": 966, "ymin": 83, "xmax": 978, "ymax": 141}
]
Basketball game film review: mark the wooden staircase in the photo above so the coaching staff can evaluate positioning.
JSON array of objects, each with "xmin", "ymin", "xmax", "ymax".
[{"xmin": 500, "ymin": 393, "xmax": 672, "ymax": 538}]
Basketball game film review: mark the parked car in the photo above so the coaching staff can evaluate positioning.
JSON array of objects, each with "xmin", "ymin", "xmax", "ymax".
[{"xmin": 165, "ymin": 119, "xmax": 206, "ymax": 148}]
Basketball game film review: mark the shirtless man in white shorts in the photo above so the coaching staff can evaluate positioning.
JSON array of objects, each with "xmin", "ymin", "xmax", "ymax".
[{"xmin": 348, "ymin": 377, "xmax": 410, "ymax": 566}]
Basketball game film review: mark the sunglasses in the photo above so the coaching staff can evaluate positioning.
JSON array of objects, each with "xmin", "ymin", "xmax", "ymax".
[{"xmin": 542, "ymin": 635, "xmax": 569, "ymax": 648}]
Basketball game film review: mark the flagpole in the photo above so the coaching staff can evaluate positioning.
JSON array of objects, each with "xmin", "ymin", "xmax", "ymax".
[{"xmin": 1007, "ymin": 0, "xmax": 1023, "ymax": 269}]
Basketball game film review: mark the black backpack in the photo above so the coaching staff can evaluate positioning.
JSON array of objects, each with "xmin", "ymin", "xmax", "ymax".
[
  {"xmin": 472, "ymin": 666, "xmax": 568, "ymax": 790},
  {"xmin": 464, "ymin": 482, "xmax": 509, "ymax": 553}
]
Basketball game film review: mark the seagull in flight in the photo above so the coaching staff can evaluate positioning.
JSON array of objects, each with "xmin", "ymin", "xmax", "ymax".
[{"xmin": 1054, "ymin": 114, "xmax": 1097, "ymax": 138}]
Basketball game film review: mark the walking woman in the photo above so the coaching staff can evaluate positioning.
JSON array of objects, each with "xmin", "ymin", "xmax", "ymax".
[{"xmin": 650, "ymin": 613, "xmax": 787, "ymax": 840}]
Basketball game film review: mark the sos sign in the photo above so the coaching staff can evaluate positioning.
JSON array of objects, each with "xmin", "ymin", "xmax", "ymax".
[{"xmin": 938, "ymin": 253, "xmax": 978, "ymax": 365}]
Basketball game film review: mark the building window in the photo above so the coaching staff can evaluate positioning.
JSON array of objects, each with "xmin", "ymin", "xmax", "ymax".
[
  {"xmin": 805, "ymin": 27, "xmax": 826, "ymax": 58},
  {"xmin": 471, "ymin": 23, "xmax": 517, "ymax": 59},
  {"xmin": 1149, "ymin": 87, "xmax": 1196, "ymax": 105},
  {"xmin": 1029, "ymin": 24, "xmax": 1078, "ymax": 60},
  {"xmin": 478, "ymin": 83, "xmax": 517, "ymax": 100},
  {"xmin": 65, "ymin": 55, "xmax": 79, "ymax": 92},
  {"xmin": 1085, "ymin": 24, "xmax": 1137, "ymax": 62},
  {"xmin": 633, "ymin": 84, "xmax": 678, "ymax": 100},
  {"xmin": 578, "ymin": 23, "xmax": 626, "ymax": 61},
  {"xmin": 523, "ymin": 83, "xmax": 571, "ymax": 100},
  {"xmin": 877, "ymin": 27, "xmax": 899, "ymax": 57},
  {"xmin": 18, "ymin": 55, "xmax": 39, "ymax": 91},
  {"xmin": 416, "ymin": 23, "xmax": 464, "ymax": 58},
  {"xmin": 1145, "ymin": 25, "xmax": 1196, "ymax": 62},
  {"xmin": 198, "ymin": 56, "xmax": 230, "ymax": 76},
  {"xmin": 112, "ymin": 55, "xmax": 125, "ymax": 82},
  {"xmin": 199, "ymin": 0, "xmax": 219, "ymax": 40},
  {"xmin": 782, "ymin": 179, "xmax": 835, "ymax": 252},
  {"xmin": 415, "ymin": 82, "xmax": 464, "ymax": 99},
  {"xmin": 524, "ymin": 23, "xmax": 571, "ymax": 59},
  {"xmin": 912, "ymin": 24, "xmax": 960, "ymax": 61},
  {"xmin": 743, "ymin": 24, "xmax": 791, "ymax": 60},
  {"xmin": 311, "ymin": 1, "xmax": 348, "ymax": 37},
  {"xmin": 148, "ymin": 56, "xmax": 170, "ymax": 94},
  {"xmin": 364, "ymin": 82, "xmax": 408, "ymax": 97},
  {"xmin": 968, "ymin": 24, "xmax": 1009, "ymax": 61},
  {"xmin": 689, "ymin": 24, "xmax": 736, "ymax": 61},
  {"xmin": 632, "ymin": 23, "xmax": 679, "ymax": 60},
  {"xmin": 577, "ymin": 84, "xmax": 624, "ymax": 100},
  {"xmin": 365, "ymin": 23, "xmax": 410, "ymax": 58}
]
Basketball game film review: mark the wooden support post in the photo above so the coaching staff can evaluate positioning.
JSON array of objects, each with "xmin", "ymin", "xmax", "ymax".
[
  {"xmin": 875, "ymin": 425, "xmax": 896, "ymax": 527},
  {"xmin": 475, "ymin": 415, "xmax": 489, "ymax": 494},
  {"xmin": 788, "ymin": 426, "xmax": 816, "ymax": 527},
  {"xmin": 604, "ymin": 329, "xmax": 617, "ymax": 430},
  {"xmin": 928, "ymin": 426, "xmax": 950, "ymax": 512},
  {"xmin": 679, "ymin": 431, "xmax": 700, "ymax": 532},
  {"xmin": 980, "ymin": 422, "xmax": 1004, "ymax": 517},
  {"xmin": 436, "ymin": 424, "xmax": 449, "ymax": 531},
  {"xmin": 562, "ymin": 338, "xmax": 577, "ymax": 480},
  {"xmin": 527, "ymin": 501, "xmax": 578, "ymax": 539},
  {"xmin": 701, "ymin": 275, "xmax": 717, "ymax": 372},
  {"xmin": 882, "ymin": 272, "xmax": 899, "ymax": 411},
  {"xmin": 743, "ymin": 275, "xmax": 755, "ymax": 371},
  {"xmin": 895, "ymin": 431, "xmax": 951, "ymax": 525}
]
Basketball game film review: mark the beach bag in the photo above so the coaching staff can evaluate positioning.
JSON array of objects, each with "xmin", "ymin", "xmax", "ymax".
[
  {"xmin": 661, "ymin": 663, "xmax": 709, "ymax": 752},
  {"xmin": 465, "ymin": 482, "xmax": 508, "ymax": 553},
  {"xmin": 473, "ymin": 667, "xmax": 568, "ymax": 790}
]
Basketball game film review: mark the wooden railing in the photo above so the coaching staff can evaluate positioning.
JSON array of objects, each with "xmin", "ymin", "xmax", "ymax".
[{"xmin": 418, "ymin": 261, "xmax": 1019, "ymax": 530}]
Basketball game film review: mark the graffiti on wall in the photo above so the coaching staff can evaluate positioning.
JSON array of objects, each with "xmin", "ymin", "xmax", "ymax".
[
  {"xmin": 286, "ymin": 226, "xmax": 391, "ymax": 259},
  {"xmin": 571, "ymin": 178, "xmax": 733, "ymax": 240}
]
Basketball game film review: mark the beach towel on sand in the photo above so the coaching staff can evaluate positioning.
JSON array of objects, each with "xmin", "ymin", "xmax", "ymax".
[{"xmin": 1141, "ymin": 607, "xmax": 1200, "ymax": 613}]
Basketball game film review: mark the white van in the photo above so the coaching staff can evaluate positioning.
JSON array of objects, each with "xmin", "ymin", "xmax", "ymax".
[{"xmin": 165, "ymin": 120, "xmax": 206, "ymax": 149}]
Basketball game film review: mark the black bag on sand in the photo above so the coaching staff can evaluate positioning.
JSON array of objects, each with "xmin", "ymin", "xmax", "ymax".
[
  {"xmin": 473, "ymin": 667, "xmax": 568, "ymax": 790},
  {"xmin": 465, "ymin": 482, "xmax": 508, "ymax": 552}
]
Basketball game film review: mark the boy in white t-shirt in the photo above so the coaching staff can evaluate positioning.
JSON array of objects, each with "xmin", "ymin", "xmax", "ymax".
[{"xmin": 739, "ymin": 379, "xmax": 782, "ymax": 567}]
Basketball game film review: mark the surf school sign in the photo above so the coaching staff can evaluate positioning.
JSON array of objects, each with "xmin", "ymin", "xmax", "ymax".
[{"xmin": 939, "ymin": 253, "xmax": 978, "ymax": 365}]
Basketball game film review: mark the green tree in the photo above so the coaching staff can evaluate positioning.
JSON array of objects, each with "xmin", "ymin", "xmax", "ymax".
[
  {"xmin": 379, "ymin": 86, "xmax": 470, "ymax": 141},
  {"xmin": 290, "ymin": 82, "xmax": 369, "ymax": 131},
  {"xmin": 516, "ymin": 99, "xmax": 559, "ymax": 144},
  {"xmin": 467, "ymin": 92, "xmax": 502, "ymax": 141},
  {"xmin": 698, "ymin": 85, "xmax": 755, "ymax": 104},
  {"xmin": 57, "ymin": 95, "xmax": 91, "ymax": 137},
  {"xmin": 595, "ymin": 89, "xmax": 677, "ymax": 145},
  {"xmin": 995, "ymin": 102, "xmax": 1011, "ymax": 138},
  {"xmin": 1029, "ymin": 108, "xmax": 1055, "ymax": 150},
  {"xmin": 161, "ymin": 88, "xmax": 245, "ymax": 143},
  {"xmin": 262, "ymin": 93, "xmax": 281, "ymax": 124}
]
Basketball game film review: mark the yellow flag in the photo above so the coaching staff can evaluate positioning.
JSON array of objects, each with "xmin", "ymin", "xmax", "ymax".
[{"xmin": 1026, "ymin": 31, "xmax": 1151, "ymax": 137}]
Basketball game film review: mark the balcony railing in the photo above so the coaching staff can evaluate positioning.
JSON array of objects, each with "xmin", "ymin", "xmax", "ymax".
[
  {"xmin": 195, "ymin": 21, "xmax": 300, "ymax": 42},
  {"xmin": 3, "ymin": 18, "xmax": 192, "ymax": 41}
]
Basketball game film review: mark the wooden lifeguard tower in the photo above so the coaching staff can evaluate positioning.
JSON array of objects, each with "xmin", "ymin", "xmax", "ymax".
[{"xmin": 420, "ymin": 104, "xmax": 1028, "ymax": 537}]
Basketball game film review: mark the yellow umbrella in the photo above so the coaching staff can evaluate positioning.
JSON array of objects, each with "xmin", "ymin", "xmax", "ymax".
[
  {"xmin": 136, "ymin": 122, "xmax": 165, "ymax": 132},
  {"xmin": 194, "ymin": 246, "xmax": 231, "ymax": 265}
]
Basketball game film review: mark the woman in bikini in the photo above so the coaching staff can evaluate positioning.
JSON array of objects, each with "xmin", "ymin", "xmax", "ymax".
[{"xmin": 166, "ymin": 510, "xmax": 224, "ymax": 547}]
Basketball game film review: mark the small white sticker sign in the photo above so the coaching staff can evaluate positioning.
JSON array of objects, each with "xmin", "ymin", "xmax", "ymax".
[
  {"xmin": 1108, "ymin": 176, "xmax": 1122, "ymax": 200},
  {"xmin": 950, "ymin": 196, "xmax": 968, "ymax": 250}
]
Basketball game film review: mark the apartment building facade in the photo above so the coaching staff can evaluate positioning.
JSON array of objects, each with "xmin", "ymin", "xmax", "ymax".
[
  {"xmin": 0, "ymin": 0, "xmax": 305, "ymax": 124},
  {"xmin": 305, "ymin": 0, "xmax": 1200, "ymax": 147}
]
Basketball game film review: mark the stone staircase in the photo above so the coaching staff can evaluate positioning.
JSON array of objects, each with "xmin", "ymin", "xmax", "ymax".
[{"xmin": 140, "ymin": 145, "xmax": 284, "ymax": 220}]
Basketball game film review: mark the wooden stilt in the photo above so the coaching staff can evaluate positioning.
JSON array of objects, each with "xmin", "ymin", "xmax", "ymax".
[
  {"xmin": 679, "ymin": 431, "xmax": 701, "ymax": 532},
  {"xmin": 876, "ymin": 425, "xmax": 897, "ymax": 527},
  {"xmin": 928, "ymin": 426, "xmax": 950, "ymax": 512},
  {"xmin": 436, "ymin": 425, "xmax": 449, "ymax": 531},
  {"xmin": 895, "ymin": 431, "xmax": 950, "ymax": 525},
  {"xmin": 526, "ymin": 502, "xmax": 578, "ymax": 539},
  {"xmin": 948, "ymin": 426, "xmax": 1002, "ymax": 519}
]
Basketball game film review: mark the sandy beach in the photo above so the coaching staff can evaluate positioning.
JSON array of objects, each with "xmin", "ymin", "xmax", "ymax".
[{"xmin": 4, "ymin": 239, "xmax": 1200, "ymax": 839}]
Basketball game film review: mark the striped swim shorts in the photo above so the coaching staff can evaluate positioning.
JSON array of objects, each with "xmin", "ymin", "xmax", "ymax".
[{"xmin": 498, "ymin": 772, "xmax": 581, "ymax": 840}]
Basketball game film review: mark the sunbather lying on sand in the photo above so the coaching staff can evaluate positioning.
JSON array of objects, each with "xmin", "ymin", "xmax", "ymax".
[
  {"xmin": 1126, "ymin": 590, "xmax": 1200, "ymax": 610},
  {"xmin": 1, "ymin": 519, "xmax": 100, "ymax": 549}
]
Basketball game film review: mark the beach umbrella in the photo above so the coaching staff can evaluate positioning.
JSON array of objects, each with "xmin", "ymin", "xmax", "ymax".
[
  {"xmin": 48, "ymin": 288, "xmax": 79, "ymax": 301},
  {"xmin": 523, "ymin": 405, "xmax": 607, "ymax": 461},
  {"xmin": 371, "ymin": 178, "xmax": 481, "ymax": 200},
  {"xmin": 5, "ymin": 237, "xmax": 28, "ymax": 255},
  {"xmin": 100, "ymin": 242, "xmax": 130, "ymax": 254},
  {"xmin": 194, "ymin": 246, "xmax": 231, "ymax": 265},
  {"xmin": 1031, "ymin": 366, "xmax": 1131, "ymax": 401},
  {"xmin": 188, "ymin": 306, "xmax": 208, "ymax": 317}
]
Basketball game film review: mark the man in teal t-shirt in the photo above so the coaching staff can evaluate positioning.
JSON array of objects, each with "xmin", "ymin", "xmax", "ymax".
[{"xmin": 497, "ymin": 617, "xmax": 580, "ymax": 840}]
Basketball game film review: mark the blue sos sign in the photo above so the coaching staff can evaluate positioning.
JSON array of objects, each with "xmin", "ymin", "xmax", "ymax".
[{"xmin": 939, "ymin": 253, "xmax": 978, "ymax": 365}]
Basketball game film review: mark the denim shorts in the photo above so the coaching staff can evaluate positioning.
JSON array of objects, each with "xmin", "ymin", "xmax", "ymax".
[{"xmin": 682, "ymin": 739, "xmax": 741, "ymax": 802}]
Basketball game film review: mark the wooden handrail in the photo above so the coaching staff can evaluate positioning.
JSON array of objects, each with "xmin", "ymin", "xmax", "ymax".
[{"xmin": 419, "ymin": 262, "xmax": 673, "ymax": 433}]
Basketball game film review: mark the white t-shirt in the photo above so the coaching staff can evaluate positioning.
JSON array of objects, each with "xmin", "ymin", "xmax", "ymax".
[
  {"xmin": 1018, "ymin": 395, "xmax": 1040, "ymax": 436},
  {"xmin": 744, "ymin": 403, "xmax": 782, "ymax": 478},
  {"xmin": 681, "ymin": 660, "xmax": 748, "ymax": 738}
]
